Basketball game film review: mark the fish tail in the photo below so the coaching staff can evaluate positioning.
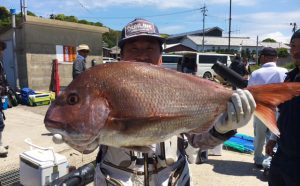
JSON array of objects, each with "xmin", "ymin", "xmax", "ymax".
[{"xmin": 246, "ymin": 82, "xmax": 300, "ymax": 136}]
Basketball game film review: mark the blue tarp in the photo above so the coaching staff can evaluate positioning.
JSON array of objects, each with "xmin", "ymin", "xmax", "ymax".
[
  {"xmin": 21, "ymin": 88, "xmax": 35, "ymax": 105},
  {"xmin": 223, "ymin": 133, "xmax": 254, "ymax": 153}
]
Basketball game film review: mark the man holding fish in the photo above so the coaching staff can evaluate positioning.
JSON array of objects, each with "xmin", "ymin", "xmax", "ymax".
[
  {"xmin": 45, "ymin": 18, "xmax": 300, "ymax": 186},
  {"xmin": 92, "ymin": 18, "xmax": 255, "ymax": 186}
]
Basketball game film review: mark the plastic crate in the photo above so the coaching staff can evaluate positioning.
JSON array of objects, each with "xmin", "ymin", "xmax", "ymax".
[{"xmin": 28, "ymin": 93, "xmax": 51, "ymax": 106}]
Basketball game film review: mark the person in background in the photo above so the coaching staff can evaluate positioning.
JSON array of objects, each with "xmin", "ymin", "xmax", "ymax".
[
  {"xmin": 242, "ymin": 57, "xmax": 251, "ymax": 77},
  {"xmin": 248, "ymin": 47, "xmax": 287, "ymax": 170},
  {"xmin": 230, "ymin": 54, "xmax": 248, "ymax": 78},
  {"xmin": 94, "ymin": 18, "xmax": 256, "ymax": 186},
  {"xmin": 0, "ymin": 40, "xmax": 8, "ymax": 157},
  {"xmin": 182, "ymin": 58, "xmax": 197, "ymax": 75},
  {"xmin": 72, "ymin": 44, "xmax": 90, "ymax": 79},
  {"xmin": 265, "ymin": 29, "xmax": 300, "ymax": 186}
]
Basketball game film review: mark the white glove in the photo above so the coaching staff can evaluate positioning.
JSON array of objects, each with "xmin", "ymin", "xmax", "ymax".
[{"xmin": 214, "ymin": 89, "xmax": 256, "ymax": 134}]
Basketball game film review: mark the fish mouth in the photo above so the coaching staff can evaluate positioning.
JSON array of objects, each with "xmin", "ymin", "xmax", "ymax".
[
  {"xmin": 44, "ymin": 119, "xmax": 66, "ymax": 130},
  {"xmin": 47, "ymin": 128, "xmax": 100, "ymax": 154},
  {"xmin": 45, "ymin": 119, "xmax": 97, "ymax": 144}
]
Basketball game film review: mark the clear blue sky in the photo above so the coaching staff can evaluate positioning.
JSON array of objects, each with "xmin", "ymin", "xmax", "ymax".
[{"xmin": 2, "ymin": 0, "xmax": 300, "ymax": 43}]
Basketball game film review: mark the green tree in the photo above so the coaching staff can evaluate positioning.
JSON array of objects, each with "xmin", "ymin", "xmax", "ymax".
[
  {"xmin": 65, "ymin": 15, "xmax": 78, "ymax": 23},
  {"xmin": 262, "ymin": 38, "xmax": 277, "ymax": 43},
  {"xmin": 160, "ymin": 34, "xmax": 169, "ymax": 39},
  {"xmin": 27, "ymin": 10, "xmax": 36, "ymax": 16},
  {"xmin": 103, "ymin": 29, "xmax": 121, "ymax": 48},
  {"xmin": 0, "ymin": 6, "xmax": 11, "ymax": 32},
  {"xmin": 78, "ymin": 19, "xmax": 89, "ymax": 24},
  {"xmin": 93, "ymin": 22, "xmax": 103, "ymax": 27},
  {"xmin": 277, "ymin": 48, "xmax": 289, "ymax": 58},
  {"xmin": 54, "ymin": 14, "xmax": 66, "ymax": 21}
]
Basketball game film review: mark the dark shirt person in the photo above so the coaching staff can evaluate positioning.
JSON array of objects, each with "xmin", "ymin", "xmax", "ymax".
[
  {"xmin": 266, "ymin": 29, "xmax": 300, "ymax": 186},
  {"xmin": 0, "ymin": 40, "xmax": 8, "ymax": 156},
  {"xmin": 72, "ymin": 44, "xmax": 90, "ymax": 79},
  {"xmin": 230, "ymin": 55, "xmax": 248, "ymax": 77}
]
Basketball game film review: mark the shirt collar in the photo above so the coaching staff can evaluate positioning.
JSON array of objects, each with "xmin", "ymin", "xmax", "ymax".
[
  {"xmin": 261, "ymin": 62, "xmax": 277, "ymax": 67},
  {"xmin": 77, "ymin": 54, "xmax": 86, "ymax": 60}
]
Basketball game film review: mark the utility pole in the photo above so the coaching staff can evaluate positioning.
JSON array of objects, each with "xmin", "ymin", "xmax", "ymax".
[
  {"xmin": 20, "ymin": 0, "xmax": 27, "ymax": 21},
  {"xmin": 256, "ymin": 36, "xmax": 259, "ymax": 64},
  {"xmin": 290, "ymin": 22, "xmax": 297, "ymax": 33},
  {"xmin": 201, "ymin": 5, "xmax": 207, "ymax": 52},
  {"xmin": 20, "ymin": 0, "xmax": 23, "ymax": 17},
  {"xmin": 10, "ymin": 9, "xmax": 20, "ymax": 89},
  {"xmin": 228, "ymin": 0, "xmax": 232, "ymax": 52}
]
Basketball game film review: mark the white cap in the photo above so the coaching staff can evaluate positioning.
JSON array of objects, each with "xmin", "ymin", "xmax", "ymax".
[{"xmin": 77, "ymin": 44, "xmax": 90, "ymax": 51}]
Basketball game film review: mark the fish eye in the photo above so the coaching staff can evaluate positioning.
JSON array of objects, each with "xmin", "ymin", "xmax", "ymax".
[{"xmin": 67, "ymin": 93, "xmax": 80, "ymax": 105}]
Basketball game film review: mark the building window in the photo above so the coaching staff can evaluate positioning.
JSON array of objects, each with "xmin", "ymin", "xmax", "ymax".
[{"xmin": 56, "ymin": 45, "xmax": 76, "ymax": 63}]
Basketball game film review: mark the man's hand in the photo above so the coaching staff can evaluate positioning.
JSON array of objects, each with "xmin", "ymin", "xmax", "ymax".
[
  {"xmin": 214, "ymin": 89, "xmax": 256, "ymax": 134},
  {"xmin": 265, "ymin": 140, "xmax": 277, "ymax": 156}
]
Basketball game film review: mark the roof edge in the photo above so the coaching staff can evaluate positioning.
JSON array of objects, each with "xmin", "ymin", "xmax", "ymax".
[{"xmin": 24, "ymin": 16, "xmax": 109, "ymax": 33}]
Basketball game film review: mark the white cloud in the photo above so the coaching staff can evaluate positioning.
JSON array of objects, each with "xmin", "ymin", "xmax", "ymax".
[
  {"xmin": 159, "ymin": 25, "xmax": 185, "ymax": 34},
  {"xmin": 232, "ymin": 9, "xmax": 300, "ymax": 43},
  {"xmin": 208, "ymin": 0, "xmax": 257, "ymax": 6},
  {"xmin": 261, "ymin": 32, "xmax": 291, "ymax": 43},
  {"xmin": 26, "ymin": 0, "xmax": 258, "ymax": 11}
]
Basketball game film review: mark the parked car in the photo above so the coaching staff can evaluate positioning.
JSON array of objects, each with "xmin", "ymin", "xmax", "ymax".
[
  {"xmin": 174, "ymin": 51, "xmax": 234, "ymax": 82},
  {"xmin": 248, "ymin": 61, "xmax": 257, "ymax": 66},
  {"xmin": 162, "ymin": 54, "xmax": 183, "ymax": 71},
  {"xmin": 102, "ymin": 57, "xmax": 117, "ymax": 63}
]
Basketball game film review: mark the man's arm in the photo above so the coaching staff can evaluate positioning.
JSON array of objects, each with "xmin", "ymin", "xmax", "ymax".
[{"xmin": 187, "ymin": 89, "xmax": 256, "ymax": 149}]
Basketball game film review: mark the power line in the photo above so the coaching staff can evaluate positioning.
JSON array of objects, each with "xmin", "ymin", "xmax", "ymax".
[
  {"xmin": 77, "ymin": 0, "xmax": 93, "ymax": 14},
  {"xmin": 79, "ymin": 8, "xmax": 202, "ymax": 20}
]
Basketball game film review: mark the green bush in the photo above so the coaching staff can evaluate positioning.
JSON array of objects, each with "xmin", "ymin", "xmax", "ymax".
[
  {"xmin": 277, "ymin": 48, "xmax": 289, "ymax": 58},
  {"xmin": 249, "ymin": 64, "xmax": 260, "ymax": 72},
  {"xmin": 283, "ymin": 62, "xmax": 295, "ymax": 70}
]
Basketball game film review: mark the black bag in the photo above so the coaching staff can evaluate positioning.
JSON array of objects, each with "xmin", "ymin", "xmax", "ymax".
[{"xmin": 7, "ymin": 87, "xmax": 19, "ymax": 106}]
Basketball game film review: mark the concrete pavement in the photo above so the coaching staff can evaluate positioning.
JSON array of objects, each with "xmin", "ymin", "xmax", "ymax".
[{"xmin": 0, "ymin": 105, "xmax": 97, "ymax": 185}]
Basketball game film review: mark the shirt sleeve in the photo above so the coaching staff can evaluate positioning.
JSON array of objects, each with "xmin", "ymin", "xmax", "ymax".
[
  {"xmin": 72, "ymin": 59, "xmax": 84, "ymax": 79},
  {"xmin": 185, "ymin": 127, "xmax": 236, "ymax": 150}
]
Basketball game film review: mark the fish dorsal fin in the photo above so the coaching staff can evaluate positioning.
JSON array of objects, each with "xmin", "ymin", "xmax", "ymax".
[{"xmin": 107, "ymin": 114, "xmax": 186, "ymax": 132}]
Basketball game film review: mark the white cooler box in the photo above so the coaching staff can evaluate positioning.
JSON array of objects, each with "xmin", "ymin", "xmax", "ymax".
[{"xmin": 19, "ymin": 139, "xmax": 69, "ymax": 186}]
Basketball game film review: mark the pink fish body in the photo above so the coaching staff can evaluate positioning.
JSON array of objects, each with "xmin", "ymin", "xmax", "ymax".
[{"xmin": 44, "ymin": 62, "xmax": 300, "ymax": 153}]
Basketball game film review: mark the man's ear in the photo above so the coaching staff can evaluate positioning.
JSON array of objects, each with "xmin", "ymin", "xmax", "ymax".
[{"xmin": 157, "ymin": 56, "xmax": 162, "ymax": 65}]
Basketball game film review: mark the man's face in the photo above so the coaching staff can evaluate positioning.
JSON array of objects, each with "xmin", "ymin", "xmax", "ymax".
[
  {"xmin": 78, "ymin": 50, "xmax": 89, "ymax": 58},
  {"xmin": 122, "ymin": 37, "xmax": 162, "ymax": 65},
  {"xmin": 290, "ymin": 38, "xmax": 300, "ymax": 66}
]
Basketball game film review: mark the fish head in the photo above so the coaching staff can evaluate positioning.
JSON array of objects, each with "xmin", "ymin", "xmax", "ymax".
[{"xmin": 44, "ymin": 77, "xmax": 110, "ymax": 154}]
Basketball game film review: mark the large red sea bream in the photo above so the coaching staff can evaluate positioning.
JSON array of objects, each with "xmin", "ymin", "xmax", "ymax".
[{"xmin": 44, "ymin": 62, "xmax": 300, "ymax": 153}]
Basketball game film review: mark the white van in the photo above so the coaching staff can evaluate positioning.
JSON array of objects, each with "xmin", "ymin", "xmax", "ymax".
[
  {"xmin": 176, "ymin": 52, "xmax": 234, "ymax": 81},
  {"xmin": 162, "ymin": 54, "xmax": 183, "ymax": 71},
  {"xmin": 102, "ymin": 57, "xmax": 117, "ymax": 63}
]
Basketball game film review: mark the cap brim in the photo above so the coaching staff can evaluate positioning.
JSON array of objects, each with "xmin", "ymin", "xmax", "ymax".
[{"xmin": 118, "ymin": 34, "xmax": 165, "ymax": 48}]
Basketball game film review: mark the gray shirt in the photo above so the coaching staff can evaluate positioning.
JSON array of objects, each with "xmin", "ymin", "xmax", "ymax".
[{"xmin": 72, "ymin": 54, "xmax": 86, "ymax": 79}]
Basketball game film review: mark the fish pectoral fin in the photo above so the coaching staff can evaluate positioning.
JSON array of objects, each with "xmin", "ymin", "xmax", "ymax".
[
  {"xmin": 122, "ymin": 145, "xmax": 153, "ymax": 153},
  {"xmin": 254, "ymin": 104, "xmax": 278, "ymax": 136},
  {"xmin": 108, "ymin": 115, "xmax": 186, "ymax": 132}
]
